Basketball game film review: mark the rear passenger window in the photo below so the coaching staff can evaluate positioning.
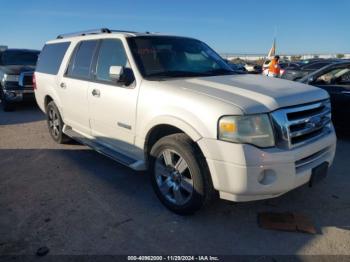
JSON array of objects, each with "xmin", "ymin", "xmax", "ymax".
[
  {"xmin": 95, "ymin": 39, "xmax": 128, "ymax": 82},
  {"xmin": 66, "ymin": 40, "xmax": 98, "ymax": 79},
  {"xmin": 36, "ymin": 42, "xmax": 70, "ymax": 75}
]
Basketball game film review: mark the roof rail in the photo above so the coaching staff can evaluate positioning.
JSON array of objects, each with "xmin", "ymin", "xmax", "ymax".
[
  {"xmin": 110, "ymin": 30, "xmax": 138, "ymax": 34},
  {"xmin": 56, "ymin": 28, "xmax": 139, "ymax": 39},
  {"xmin": 56, "ymin": 28, "xmax": 111, "ymax": 39}
]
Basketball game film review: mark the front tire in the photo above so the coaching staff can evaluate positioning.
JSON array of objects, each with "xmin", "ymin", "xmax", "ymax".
[
  {"xmin": 46, "ymin": 101, "xmax": 70, "ymax": 144},
  {"xmin": 149, "ymin": 133, "xmax": 214, "ymax": 215}
]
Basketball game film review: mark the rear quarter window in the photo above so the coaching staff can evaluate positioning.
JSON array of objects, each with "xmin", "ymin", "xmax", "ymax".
[{"xmin": 36, "ymin": 42, "xmax": 70, "ymax": 75}]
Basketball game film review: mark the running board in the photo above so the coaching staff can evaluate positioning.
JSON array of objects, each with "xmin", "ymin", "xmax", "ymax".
[{"xmin": 63, "ymin": 126, "xmax": 146, "ymax": 171}]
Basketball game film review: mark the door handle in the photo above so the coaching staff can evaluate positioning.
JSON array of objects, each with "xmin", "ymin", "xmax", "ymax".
[
  {"xmin": 341, "ymin": 91, "xmax": 350, "ymax": 95},
  {"xmin": 60, "ymin": 82, "xmax": 66, "ymax": 89},
  {"xmin": 92, "ymin": 89, "xmax": 100, "ymax": 97}
]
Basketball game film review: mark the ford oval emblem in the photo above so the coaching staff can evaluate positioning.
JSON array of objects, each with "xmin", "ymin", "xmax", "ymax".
[{"xmin": 307, "ymin": 116, "xmax": 323, "ymax": 128}]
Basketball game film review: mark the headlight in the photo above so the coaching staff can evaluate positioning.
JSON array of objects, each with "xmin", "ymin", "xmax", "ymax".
[
  {"xmin": 3, "ymin": 74, "xmax": 19, "ymax": 82},
  {"xmin": 218, "ymin": 114, "xmax": 275, "ymax": 148}
]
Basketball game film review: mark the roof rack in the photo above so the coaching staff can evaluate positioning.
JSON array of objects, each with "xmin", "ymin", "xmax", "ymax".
[
  {"xmin": 56, "ymin": 28, "xmax": 137, "ymax": 39},
  {"xmin": 56, "ymin": 28, "xmax": 110, "ymax": 39}
]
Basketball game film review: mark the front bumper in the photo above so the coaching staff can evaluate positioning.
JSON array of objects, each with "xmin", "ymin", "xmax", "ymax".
[{"xmin": 198, "ymin": 129, "xmax": 336, "ymax": 202}]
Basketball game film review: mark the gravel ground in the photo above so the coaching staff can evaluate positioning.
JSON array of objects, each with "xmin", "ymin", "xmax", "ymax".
[{"xmin": 0, "ymin": 103, "xmax": 349, "ymax": 256}]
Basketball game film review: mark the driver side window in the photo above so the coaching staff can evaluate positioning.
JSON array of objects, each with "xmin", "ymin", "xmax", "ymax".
[
  {"xmin": 338, "ymin": 70, "xmax": 350, "ymax": 84},
  {"xmin": 95, "ymin": 39, "xmax": 128, "ymax": 83},
  {"xmin": 314, "ymin": 67, "xmax": 350, "ymax": 86}
]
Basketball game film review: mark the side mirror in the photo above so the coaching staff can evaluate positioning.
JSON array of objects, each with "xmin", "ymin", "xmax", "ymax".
[
  {"xmin": 109, "ymin": 66, "xmax": 123, "ymax": 81},
  {"xmin": 307, "ymin": 76, "xmax": 314, "ymax": 84},
  {"xmin": 109, "ymin": 66, "xmax": 135, "ymax": 86}
]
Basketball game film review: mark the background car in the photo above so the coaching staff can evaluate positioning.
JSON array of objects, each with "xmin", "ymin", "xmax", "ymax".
[
  {"xmin": 281, "ymin": 59, "xmax": 341, "ymax": 81},
  {"xmin": 279, "ymin": 62, "xmax": 302, "ymax": 75},
  {"xmin": 244, "ymin": 63, "xmax": 262, "ymax": 74},
  {"xmin": 299, "ymin": 61, "xmax": 350, "ymax": 131},
  {"xmin": 0, "ymin": 48, "xmax": 39, "ymax": 111},
  {"xmin": 262, "ymin": 59, "xmax": 271, "ymax": 71}
]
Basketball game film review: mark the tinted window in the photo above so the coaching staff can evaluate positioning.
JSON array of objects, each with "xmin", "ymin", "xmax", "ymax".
[
  {"xmin": 128, "ymin": 36, "xmax": 232, "ymax": 78},
  {"xmin": 96, "ymin": 39, "xmax": 128, "ymax": 82},
  {"xmin": 1, "ymin": 50, "xmax": 39, "ymax": 66},
  {"xmin": 36, "ymin": 43, "xmax": 70, "ymax": 74},
  {"xmin": 279, "ymin": 63, "xmax": 288, "ymax": 69},
  {"xmin": 315, "ymin": 67, "xmax": 350, "ymax": 85},
  {"xmin": 287, "ymin": 63, "xmax": 300, "ymax": 70},
  {"xmin": 303, "ymin": 62, "xmax": 329, "ymax": 70},
  {"xmin": 66, "ymin": 40, "xmax": 98, "ymax": 79}
]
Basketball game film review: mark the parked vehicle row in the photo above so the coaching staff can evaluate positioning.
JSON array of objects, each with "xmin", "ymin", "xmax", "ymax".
[{"xmin": 32, "ymin": 28, "xmax": 336, "ymax": 214}]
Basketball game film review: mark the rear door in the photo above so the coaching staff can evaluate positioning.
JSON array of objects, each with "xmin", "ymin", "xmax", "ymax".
[
  {"xmin": 88, "ymin": 38, "xmax": 139, "ymax": 155},
  {"xmin": 59, "ymin": 40, "xmax": 98, "ymax": 135},
  {"xmin": 312, "ymin": 66, "xmax": 350, "ymax": 128}
]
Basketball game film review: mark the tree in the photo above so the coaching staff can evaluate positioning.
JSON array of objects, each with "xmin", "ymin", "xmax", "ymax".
[{"xmin": 336, "ymin": 54, "xmax": 345, "ymax": 59}]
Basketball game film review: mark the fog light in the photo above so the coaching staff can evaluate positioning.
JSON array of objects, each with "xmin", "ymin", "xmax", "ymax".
[{"xmin": 258, "ymin": 169, "xmax": 277, "ymax": 185}]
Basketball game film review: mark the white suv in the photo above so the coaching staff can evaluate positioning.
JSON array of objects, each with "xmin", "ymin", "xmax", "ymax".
[{"xmin": 34, "ymin": 29, "xmax": 336, "ymax": 214}]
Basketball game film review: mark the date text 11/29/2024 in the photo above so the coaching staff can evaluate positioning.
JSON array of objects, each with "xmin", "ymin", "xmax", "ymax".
[{"xmin": 127, "ymin": 255, "xmax": 219, "ymax": 261}]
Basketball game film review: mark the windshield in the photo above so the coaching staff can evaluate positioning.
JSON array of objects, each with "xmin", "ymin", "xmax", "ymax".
[
  {"xmin": 0, "ymin": 50, "xmax": 39, "ymax": 66},
  {"xmin": 127, "ymin": 36, "xmax": 234, "ymax": 79}
]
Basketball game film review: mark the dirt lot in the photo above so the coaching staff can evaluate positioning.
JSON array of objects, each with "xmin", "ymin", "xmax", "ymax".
[{"xmin": 0, "ymin": 103, "xmax": 350, "ymax": 256}]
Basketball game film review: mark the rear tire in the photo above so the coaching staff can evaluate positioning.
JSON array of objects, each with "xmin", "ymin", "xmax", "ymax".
[
  {"xmin": 46, "ymin": 101, "xmax": 70, "ymax": 144},
  {"xmin": 149, "ymin": 133, "xmax": 214, "ymax": 215},
  {"xmin": 0, "ymin": 91, "xmax": 15, "ymax": 112}
]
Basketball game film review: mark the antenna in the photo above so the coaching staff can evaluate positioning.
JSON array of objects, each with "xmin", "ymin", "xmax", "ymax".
[{"xmin": 274, "ymin": 26, "xmax": 277, "ymax": 54}]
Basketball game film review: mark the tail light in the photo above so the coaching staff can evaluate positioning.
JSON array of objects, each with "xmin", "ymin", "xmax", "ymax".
[{"xmin": 32, "ymin": 72, "xmax": 37, "ymax": 90}]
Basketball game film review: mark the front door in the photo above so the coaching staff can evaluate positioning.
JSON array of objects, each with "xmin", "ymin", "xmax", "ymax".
[
  {"xmin": 59, "ymin": 40, "xmax": 99, "ymax": 135},
  {"xmin": 88, "ymin": 38, "xmax": 139, "ymax": 156}
]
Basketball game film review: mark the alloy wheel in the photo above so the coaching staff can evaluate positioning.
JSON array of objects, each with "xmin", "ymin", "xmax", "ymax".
[
  {"xmin": 48, "ymin": 108, "xmax": 60, "ymax": 138},
  {"xmin": 155, "ymin": 149, "xmax": 194, "ymax": 206}
]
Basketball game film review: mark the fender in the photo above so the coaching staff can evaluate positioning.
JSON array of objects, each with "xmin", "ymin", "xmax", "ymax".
[
  {"xmin": 135, "ymin": 115, "xmax": 203, "ymax": 151},
  {"xmin": 43, "ymin": 82, "xmax": 65, "ymax": 118}
]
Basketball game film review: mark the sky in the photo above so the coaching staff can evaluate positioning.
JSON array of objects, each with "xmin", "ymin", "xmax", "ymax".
[{"xmin": 0, "ymin": 0, "xmax": 349, "ymax": 55}]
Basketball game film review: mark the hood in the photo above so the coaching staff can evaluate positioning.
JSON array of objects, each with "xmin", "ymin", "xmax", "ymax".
[
  {"xmin": 162, "ymin": 74, "xmax": 329, "ymax": 114},
  {"xmin": 0, "ymin": 65, "xmax": 35, "ymax": 75}
]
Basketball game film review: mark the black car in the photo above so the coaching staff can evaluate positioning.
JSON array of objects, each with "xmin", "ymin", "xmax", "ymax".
[
  {"xmin": 299, "ymin": 62, "xmax": 350, "ymax": 131},
  {"xmin": 0, "ymin": 48, "xmax": 40, "ymax": 111},
  {"xmin": 281, "ymin": 60, "xmax": 341, "ymax": 81},
  {"xmin": 279, "ymin": 62, "xmax": 302, "ymax": 70}
]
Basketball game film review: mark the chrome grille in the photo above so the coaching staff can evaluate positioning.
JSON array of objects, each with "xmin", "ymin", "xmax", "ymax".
[{"xmin": 271, "ymin": 100, "xmax": 332, "ymax": 149}]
